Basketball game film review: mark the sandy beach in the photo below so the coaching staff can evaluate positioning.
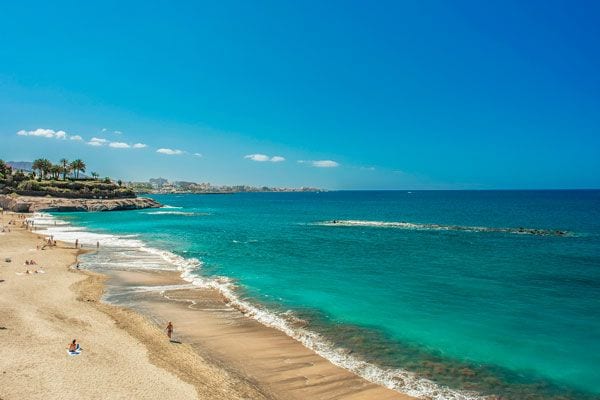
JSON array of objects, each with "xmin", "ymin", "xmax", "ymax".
[{"xmin": 0, "ymin": 212, "xmax": 411, "ymax": 400}]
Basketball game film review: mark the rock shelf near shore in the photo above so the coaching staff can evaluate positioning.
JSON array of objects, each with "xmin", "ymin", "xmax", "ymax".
[{"xmin": 0, "ymin": 194, "xmax": 162, "ymax": 212}]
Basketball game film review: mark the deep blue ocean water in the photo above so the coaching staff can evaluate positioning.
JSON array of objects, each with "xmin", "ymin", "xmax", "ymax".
[{"xmin": 51, "ymin": 191, "xmax": 600, "ymax": 399}]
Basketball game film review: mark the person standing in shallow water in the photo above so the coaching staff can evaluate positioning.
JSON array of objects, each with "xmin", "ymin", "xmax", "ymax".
[{"xmin": 166, "ymin": 322, "xmax": 173, "ymax": 340}]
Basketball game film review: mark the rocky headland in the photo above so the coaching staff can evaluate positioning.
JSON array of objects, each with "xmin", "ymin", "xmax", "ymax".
[{"xmin": 0, "ymin": 194, "xmax": 162, "ymax": 213}]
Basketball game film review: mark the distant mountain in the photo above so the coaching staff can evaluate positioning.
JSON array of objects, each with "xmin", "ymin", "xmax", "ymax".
[{"xmin": 7, "ymin": 161, "xmax": 33, "ymax": 171}]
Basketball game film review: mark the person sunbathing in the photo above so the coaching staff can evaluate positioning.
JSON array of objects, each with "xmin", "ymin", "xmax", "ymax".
[{"xmin": 68, "ymin": 339, "xmax": 80, "ymax": 352}]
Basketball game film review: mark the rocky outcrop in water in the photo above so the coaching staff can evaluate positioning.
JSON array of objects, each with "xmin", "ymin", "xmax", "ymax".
[{"xmin": 0, "ymin": 194, "xmax": 162, "ymax": 213}]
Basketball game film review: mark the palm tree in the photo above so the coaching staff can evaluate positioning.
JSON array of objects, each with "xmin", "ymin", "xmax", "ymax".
[
  {"xmin": 91, "ymin": 172, "xmax": 99, "ymax": 180},
  {"xmin": 50, "ymin": 165, "xmax": 62, "ymax": 180},
  {"xmin": 60, "ymin": 158, "xmax": 70, "ymax": 180},
  {"xmin": 32, "ymin": 159, "xmax": 44, "ymax": 179},
  {"xmin": 70, "ymin": 159, "xmax": 86, "ymax": 179},
  {"xmin": 40, "ymin": 159, "xmax": 52, "ymax": 180},
  {"xmin": 32, "ymin": 158, "xmax": 52, "ymax": 179}
]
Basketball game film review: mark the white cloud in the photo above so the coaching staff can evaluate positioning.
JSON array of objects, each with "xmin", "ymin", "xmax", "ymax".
[
  {"xmin": 193, "ymin": 153, "xmax": 203, "ymax": 157},
  {"xmin": 312, "ymin": 160, "xmax": 340, "ymax": 168},
  {"xmin": 156, "ymin": 148, "xmax": 183, "ymax": 155},
  {"xmin": 17, "ymin": 128, "xmax": 53, "ymax": 138},
  {"xmin": 16, "ymin": 128, "xmax": 67, "ymax": 139},
  {"xmin": 70, "ymin": 135, "xmax": 83, "ymax": 141},
  {"xmin": 102, "ymin": 128, "xmax": 122, "ymax": 135},
  {"xmin": 132, "ymin": 143, "xmax": 147, "ymax": 149},
  {"xmin": 245, "ymin": 154, "xmax": 270, "ymax": 162},
  {"xmin": 109, "ymin": 141, "xmax": 130, "ymax": 148},
  {"xmin": 244, "ymin": 154, "xmax": 285, "ymax": 162},
  {"xmin": 88, "ymin": 137, "xmax": 108, "ymax": 146}
]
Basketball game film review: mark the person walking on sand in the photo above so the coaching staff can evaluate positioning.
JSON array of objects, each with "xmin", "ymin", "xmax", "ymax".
[
  {"xmin": 166, "ymin": 322, "xmax": 173, "ymax": 340},
  {"xmin": 75, "ymin": 239, "xmax": 78, "ymax": 249},
  {"xmin": 96, "ymin": 241, "xmax": 100, "ymax": 249}
]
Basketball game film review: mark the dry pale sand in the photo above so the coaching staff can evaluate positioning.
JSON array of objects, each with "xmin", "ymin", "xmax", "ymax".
[{"xmin": 0, "ymin": 211, "xmax": 414, "ymax": 400}]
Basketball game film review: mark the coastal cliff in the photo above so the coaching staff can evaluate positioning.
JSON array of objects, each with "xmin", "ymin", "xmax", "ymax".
[{"xmin": 0, "ymin": 194, "xmax": 162, "ymax": 212}]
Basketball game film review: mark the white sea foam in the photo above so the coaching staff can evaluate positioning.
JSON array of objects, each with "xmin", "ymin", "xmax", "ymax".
[
  {"xmin": 30, "ymin": 213, "xmax": 146, "ymax": 248},
  {"xmin": 124, "ymin": 284, "xmax": 197, "ymax": 293},
  {"xmin": 32, "ymin": 212, "xmax": 487, "ymax": 400},
  {"xmin": 142, "ymin": 211, "xmax": 207, "ymax": 216},
  {"xmin": 317, "ymin": 220, "xmax": 569, "ymax": 237}
]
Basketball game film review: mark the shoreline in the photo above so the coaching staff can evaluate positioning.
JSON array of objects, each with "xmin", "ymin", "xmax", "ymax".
[
  {"xmin": 98, "ymin": 267, "xmax": 408, "ymax": 400},
  {"xmin": 0, "ymin": 212, "xmax": 412, "ymax": 399}
]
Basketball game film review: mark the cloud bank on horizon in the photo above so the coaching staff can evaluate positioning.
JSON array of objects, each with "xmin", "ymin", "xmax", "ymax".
[
  {"xmin": 16, "ymin": 128, "xmax": 152, "ymax": 152},
  {"xmin": 15, "ymin": 128, "xmax": 344, "ymax": 173}
]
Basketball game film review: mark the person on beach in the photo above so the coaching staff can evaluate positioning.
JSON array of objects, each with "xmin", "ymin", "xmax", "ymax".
[
  {"xmin": 96, "ymin": 241, "xmax": 100, "ymax": 249},
  {"xmin": 166, "ymin": 322, "xmax": 173, "ymax": 339},
  {"xmin": 68, "ymin": 339, "xmax": 79, "ymax": 352},
  {"xmin": 75, "ymin": 239, "xmax": 78, "ymax": 249}
]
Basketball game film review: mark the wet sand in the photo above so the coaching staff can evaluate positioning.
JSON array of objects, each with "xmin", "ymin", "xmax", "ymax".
[{"xmin": 100, "ymin": 268, "xmax": 411, "ymax": 400}]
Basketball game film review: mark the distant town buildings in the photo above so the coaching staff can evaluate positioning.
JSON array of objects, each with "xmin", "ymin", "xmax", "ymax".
[
  {"xmin": 149, "ymin": 177, "xmax": 168, "ymax": 189},
  {"xmin": 127, "ymin": 178, "xmax": 320, "ymax": 194}
]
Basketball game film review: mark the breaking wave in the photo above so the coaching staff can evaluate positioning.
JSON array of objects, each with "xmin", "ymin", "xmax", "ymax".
[
  {"xmin": 142, "ymin": 211, "xmax": 208, "ymax": 216},
  {"xmin": 316, "ymin": 220, "xmax": 570, "ymax": 236}
]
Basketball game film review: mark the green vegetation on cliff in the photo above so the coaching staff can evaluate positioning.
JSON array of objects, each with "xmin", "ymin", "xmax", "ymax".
[{"xmin": 0, "ymin": 158, "xmax": 134, "ymax": 199}]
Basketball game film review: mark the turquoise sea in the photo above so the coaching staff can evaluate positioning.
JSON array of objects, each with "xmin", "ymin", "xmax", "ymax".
[{"xmin": 40, "ymin": 191, "xmax": 600, "ymax": 399}]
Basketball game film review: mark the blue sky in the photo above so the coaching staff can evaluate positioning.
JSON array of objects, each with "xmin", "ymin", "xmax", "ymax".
[{"xmin": 1, "ymin": 0, "xmax": 599, "ymax": 189}]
